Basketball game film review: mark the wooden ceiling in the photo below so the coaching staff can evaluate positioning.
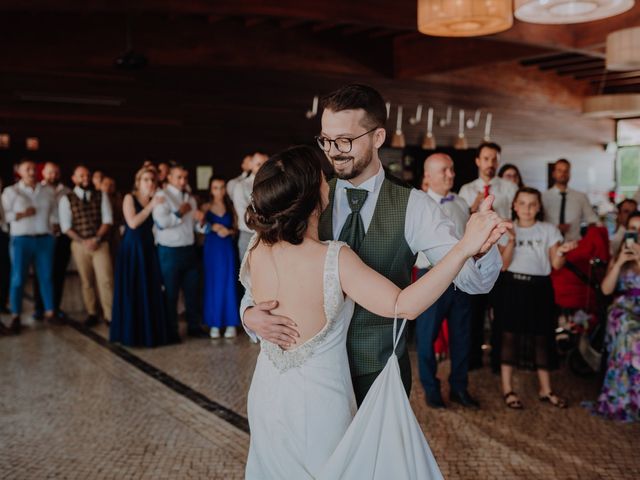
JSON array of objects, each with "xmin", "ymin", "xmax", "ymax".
[{"xmin": 0, "ymin": 0, "xmax": 638, "ymax": 88}]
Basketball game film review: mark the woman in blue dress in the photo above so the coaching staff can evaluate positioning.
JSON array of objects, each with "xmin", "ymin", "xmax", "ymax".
[
  {"xmin": 110, "ymin": 166, "xmax": 173, "ymax": 347},
  {"xmin": 202, "ymin": 176, "xmax": 240, "ymax": 339}
]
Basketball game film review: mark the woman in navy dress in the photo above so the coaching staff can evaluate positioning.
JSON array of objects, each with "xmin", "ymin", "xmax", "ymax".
[
  {"xmin": 202, "ymin": 177, "xmax": 240, "ymax": 339},
  {"xmin": 110, "ymin": 166, "xmax": 172, "ymax": 347}
]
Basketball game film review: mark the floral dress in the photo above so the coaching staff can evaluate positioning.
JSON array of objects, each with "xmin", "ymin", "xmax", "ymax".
[{"xmin": 592, "ymin": 267, "xmax": 640, "ymax": 422}]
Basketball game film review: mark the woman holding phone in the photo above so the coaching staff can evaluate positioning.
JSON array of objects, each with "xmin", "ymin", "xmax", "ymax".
[{"xmin": 593, "ymin": 211, "xmax": 640, "ymax": 422}]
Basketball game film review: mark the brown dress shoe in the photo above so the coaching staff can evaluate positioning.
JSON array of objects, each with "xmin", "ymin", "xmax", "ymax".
[{"xmin": 9, "ymin": 316, "xmax": 22, "ymax": 335}]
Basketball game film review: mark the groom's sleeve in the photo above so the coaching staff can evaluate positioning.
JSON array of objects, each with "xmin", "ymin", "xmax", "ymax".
[
  {"xmin": 406, "ymin": 189, "xmax": 502, "ymax": 295},
  {"xmin": 240, "ymin": 290, "xmax": 260, "ymax": 343}
]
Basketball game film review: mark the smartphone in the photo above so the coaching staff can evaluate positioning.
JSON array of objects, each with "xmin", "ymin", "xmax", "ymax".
[{"xmin": 624, "ymin": 231, "xmax": 638, "ymax": 248}]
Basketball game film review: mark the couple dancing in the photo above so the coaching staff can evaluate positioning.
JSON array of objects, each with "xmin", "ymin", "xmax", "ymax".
[{"xmin": 240, "ymin": 85, "xmax": 509, "ymax": 479}]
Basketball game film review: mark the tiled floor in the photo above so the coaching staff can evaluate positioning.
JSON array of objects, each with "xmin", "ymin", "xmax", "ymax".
[{"xmin": 1, "ymin": 276, "xmax": 639, "ymax": 479}]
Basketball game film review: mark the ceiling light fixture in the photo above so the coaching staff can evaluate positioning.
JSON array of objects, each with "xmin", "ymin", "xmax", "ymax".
[
  {"xmin": 514, "ymin": 0, "xmax": 634, "ymax": 24},
  {"xmin": 417, "ymin": 0, "xmax": 513, "ymax": 37}
]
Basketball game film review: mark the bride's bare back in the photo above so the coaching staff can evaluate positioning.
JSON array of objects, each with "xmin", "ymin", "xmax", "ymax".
[{"xmin": 249, "ymin": 239, "xmax": 332, "ymax": 347}]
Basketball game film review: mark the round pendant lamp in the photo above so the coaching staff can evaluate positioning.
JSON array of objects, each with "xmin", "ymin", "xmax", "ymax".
[
  {"xmin": 514, "ymin": 0, "xmax": 635, "ymax": 24},
  {"xmin": 607, "ymin": 26, "xmax": 640, "ymax": 71},
  {"xmin": 582, "ymin": 94, "xmax": 640, "ymax": 118},
  {"xmin": 417, "ymin": 0, "xmax": 513, "ymax": 37}
]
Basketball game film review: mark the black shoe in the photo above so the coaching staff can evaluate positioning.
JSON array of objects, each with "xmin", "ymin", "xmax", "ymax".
[
  {"xmin": 425, "ymin": 391, "xmax": 446, "ymax": 409},
  {"xmin": 84, "ymin": 315, "xmax": 99, "ymax": 328},
  {"xmin": 45, "ymin": 313, "xmax": 66, "ymax": 326},
  {"xmin": 450, "ymin": 390, "xmax": 480, "ymax": 408},
  {"xmin": 33, "ymin": 312, "xmax": 44, "ymax": 322},
  {"xmin": 187, "ymin": 328, "xmax": 209, "ymax": 339},
  {"xmin": 9, "ymin": 316, "xmax": 22, "ymax": 335}
]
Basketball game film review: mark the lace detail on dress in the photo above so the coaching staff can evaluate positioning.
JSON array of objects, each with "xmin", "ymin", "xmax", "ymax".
[{"xmin": 260, "ymin": 241, "xmax": 348, "ymax": 372}]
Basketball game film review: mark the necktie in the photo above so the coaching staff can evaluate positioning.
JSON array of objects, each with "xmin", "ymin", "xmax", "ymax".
[
  {"xmin": 338, "ymin": 188, "xmax": 368, "ymax": 253},
  {"xmin": 483, "ymin": 184, "xmax": 491, "ymax": 198},
  {"xmin": 559, "ymin": 191, "xmax": 567, "ymax": 224},
  {"xmin": 82, "ymin": 190, "xmax": 88, "ymax": 205},
  {"xmin": 440, "ymin": 195, "xmax": 455, "ymax": 204}
]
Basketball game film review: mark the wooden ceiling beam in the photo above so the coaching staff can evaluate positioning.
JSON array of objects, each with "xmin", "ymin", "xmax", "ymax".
[
  {"xmin": 554, "ymin": 60, "xmax": 605, "ymax": 75},
  {"xmin": 537, "ymin": 56, "xmax": 602, "ymax": 70},
  {"xmin": 584, "ymin": 70, "xmax": 640, "ymax": 81}
]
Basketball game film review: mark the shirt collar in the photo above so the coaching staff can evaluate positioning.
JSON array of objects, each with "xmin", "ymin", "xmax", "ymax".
[
  {"xmin": 427, "ymin": 189, "xmax": 444, "ymax": 203},
  {"xmin": 336, "ymin": 161, "xmax": 384, "ymax": 194},
  {"xmin": 19, "ymin": 180, "xmax": 40, "ymax": 192},
  {"xmin": 73, "ymin": 185, "xmax": 91, "ymax": 197}
]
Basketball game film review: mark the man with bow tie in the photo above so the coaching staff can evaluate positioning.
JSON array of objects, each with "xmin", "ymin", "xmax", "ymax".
[
  {"xmin": 152, "ymin": 163, "xmax": 207, "ymax": 340},
  {"xmin": 416, "ymin": 153, "xmax": 479, "ymax": 409}
]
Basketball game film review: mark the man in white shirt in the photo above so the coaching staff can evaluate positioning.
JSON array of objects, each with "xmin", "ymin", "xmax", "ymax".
[
  {"xmin": 233, "ymin": 152, "xmax": 268, "ymax": 261},
  {"xmin": 241, "ymin": 84, "xmax": 508, "ymax": 404},
  {"xmin": 226, "ymin": 154, "xmax": 252, "ymax": 200},
  {"xmin": 542, "ymin": 159, "xmax": 599, "ymax": 242},
  {"xmin": 0, "ymin": 176, "xmax": 10, "ymax": 319},
  {"xmin": 1, "ymin": 159, "xmax": 58, "ymax": 333},
  {"xmin": 33, "ymin": 162, "xmax": 72, "ymax": 320},
  {"xmin": 153, "ymin": 163, "xmax": 207, "ymax": 340},
  {"xmin": 416, "ymin": 153, "xmax": 478, "ymax": 408},
  {"xmin": 59, "ymin": 165, "xmax": 114, "ymax": 327},
  {"xmin": 458, "ymin": 142, "xmax": 517, "ymax": 370},
  {"xmin": 458, "ymin": 142, "xmax": 518, "ymax": 219}
]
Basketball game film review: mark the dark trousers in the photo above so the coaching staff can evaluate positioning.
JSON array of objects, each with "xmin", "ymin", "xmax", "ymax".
[
  {"xmin": 34, "ymin": 235, "xmax": 71, "ymax": 315},
  {"xmin": 158, "ymin": 245, "xmax": 201, "ymax": 336},
  {"xmin": 351, "ymin": 349, "xmax": 412, "ymax": 406},
  {"xmin": 416, "ymin": 282, "xmax": 472, "ymax": 395},
  {"xmin": 0, "ymin": 231, "xmax": 9, "ymax": 310},
  {"xmin": 469, "ymin": 293, "xmax": 490, "ymax": 368}
]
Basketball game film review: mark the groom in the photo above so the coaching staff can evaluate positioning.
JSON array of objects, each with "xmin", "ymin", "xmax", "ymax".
[{"xmin": 242, "ymin": 84, "xmax": 504, "ymax": 406}]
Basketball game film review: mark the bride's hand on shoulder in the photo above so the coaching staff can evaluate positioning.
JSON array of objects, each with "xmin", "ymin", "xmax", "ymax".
[{"xmin": 244, "ymin": 300, "xmax": 300, "ymax": 348}]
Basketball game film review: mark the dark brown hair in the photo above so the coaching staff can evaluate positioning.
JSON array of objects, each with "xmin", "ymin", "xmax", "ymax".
[
  {"xmin": 208, "ymin": 176, "xmax": 238, "ymax": 231},
  {"xmin": 321, "ymin": 84, "xmax": 387, "ymax": 130},
  {"xmin": 498, "ymin": 163, "xmax": 524, "ymax": 188},
  {"xmin": 512, "ymin": 186, "xmax": 545, "ymax": 222},
  {"xmin": 554, "ymin": 158, "xmax": 571, "ymax": 169},
  {"xmin": 246, "ymin": 145, "xmax": 324, "ymax": 246},
  {"xmin": 476, "ymin": 141, "xmax": 502, "ymax": 158}
]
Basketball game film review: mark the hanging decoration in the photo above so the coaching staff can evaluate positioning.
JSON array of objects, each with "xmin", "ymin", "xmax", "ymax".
[{"xmin": 417, "ymin": 0, "xmax": 513, "ymax": 37}]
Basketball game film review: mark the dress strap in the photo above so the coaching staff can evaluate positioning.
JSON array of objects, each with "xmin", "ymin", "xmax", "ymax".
[{"xmin": 392, "ymin": 302, "xmax": 407, "ymax": 354}]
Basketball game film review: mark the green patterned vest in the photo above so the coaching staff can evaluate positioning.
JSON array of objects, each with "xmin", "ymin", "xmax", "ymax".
[{"xmin": 319, "ymin": 174, "xmax": 417, "ymax": 377}]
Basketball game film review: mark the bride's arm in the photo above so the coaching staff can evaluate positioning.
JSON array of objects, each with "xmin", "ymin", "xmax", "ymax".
[{"xmin": 339, "ymin": 208, "xmax": 504, "ymax": 320}]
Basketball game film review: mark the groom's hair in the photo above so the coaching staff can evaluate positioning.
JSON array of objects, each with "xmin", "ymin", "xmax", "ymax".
[
  {"xmin": 246, "ymin": 145, "xmax": 324, "ymax": 247},
  {"xmin": 321, "ymin": 84, "xmax": 387, "ymax": 130}
]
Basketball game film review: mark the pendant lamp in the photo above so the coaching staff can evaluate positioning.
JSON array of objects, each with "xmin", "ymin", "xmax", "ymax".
[
  {"xmin": 514, "ymin": 0, "xmax": 634, "ymax": 24},
  {"xmin": 607, "ymin": 26, "xmax": 640, "ymax": 71},
  {"xmin": 417, "ymin": 0, "xmax": 513, "ymax": 37}
]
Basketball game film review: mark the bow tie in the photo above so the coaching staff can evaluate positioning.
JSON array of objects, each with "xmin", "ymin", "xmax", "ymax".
[{"xmin": 440, "ymin": 195, "xmax": 455, "ymax": 204}]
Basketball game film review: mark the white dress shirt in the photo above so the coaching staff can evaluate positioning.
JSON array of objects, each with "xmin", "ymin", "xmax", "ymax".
[
  {"xmin": 331, "ymin": 165, "xmax": 501, "ymax": 294},
  {"xmin": 152, "ymin": 184, "xmax": 199, "ymax": 247},
  {"xmin": 227, "ymin": 171, "xmax": 249, "ymax": 201},
  {"xmin": 44, "ymin": 181, "xmax": 72, "ymax": 204},
  {"xmin": 233, "ymin": 174, "xmax": 255, "ymax": 234},
  {"xmin": 541, "ymin": 186, "xmax": 599, "ymax": 242},
  {"xmin": 458, "ymin": 176, "xmax": 517, "ymax": 220},
  {"xmin": 426, "ymin": 189, "xmax": 469, "ymax": 238},
  {"xmin": 58, "ymin": 186, "xmax": 114, "ymax": 234},
  {"xmin": 1, "ymin": 181, "xmax": 58, "ymax": 236}
]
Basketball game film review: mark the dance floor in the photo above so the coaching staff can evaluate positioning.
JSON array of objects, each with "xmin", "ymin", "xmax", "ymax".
[{"xmin": 1, "ymin": 276, "xmax": 639, "ymax": 479}]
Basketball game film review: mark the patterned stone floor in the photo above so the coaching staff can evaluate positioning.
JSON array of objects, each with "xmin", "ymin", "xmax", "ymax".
[{"xmin": 1, "ymin": 276, "xmax": 639, "ymax": 479}]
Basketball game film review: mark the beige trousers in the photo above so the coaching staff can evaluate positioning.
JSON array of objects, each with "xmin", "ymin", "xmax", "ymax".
[{"xmin": 71, "ymin": 241, "xmax": 114, "ymax": 320}]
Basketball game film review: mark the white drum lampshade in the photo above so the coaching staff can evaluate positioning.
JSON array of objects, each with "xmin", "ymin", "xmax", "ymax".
[
  {"xmin": 607, "ymin": 26, "xmax": 640, "ymax": 71},
  {"xmin": 514, "ymin": 0, "xmax": 635, "ymax": 24},
  {"xmin": 417, "ymin": 0, "xmax": 513, "ymax": 37}
]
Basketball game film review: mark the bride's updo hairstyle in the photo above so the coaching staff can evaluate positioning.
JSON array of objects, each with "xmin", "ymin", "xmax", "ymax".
[{"xmin": 246, "ymin": 145, "xmax": 324, "ymax": 246}]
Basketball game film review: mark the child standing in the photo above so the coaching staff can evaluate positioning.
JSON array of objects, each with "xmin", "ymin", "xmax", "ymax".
[{"xmin": 494, "ymin": 187, "xmax": 577, "ymax": 409}]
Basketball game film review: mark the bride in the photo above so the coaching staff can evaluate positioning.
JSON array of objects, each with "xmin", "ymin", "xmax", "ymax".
[{"xmin": 242, "ymin": 145, "xmax": 506, "ymax": 479}]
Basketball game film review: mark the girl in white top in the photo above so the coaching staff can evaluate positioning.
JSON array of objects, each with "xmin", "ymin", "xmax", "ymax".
[{"xmin": 496, "ymin": 187, "xmax": 577, "ymax": 410}]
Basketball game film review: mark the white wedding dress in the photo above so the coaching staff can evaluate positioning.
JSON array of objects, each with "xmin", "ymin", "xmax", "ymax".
[{"xmin": 242, "ymin": 240, "xmax": 443, "ymax": 480}]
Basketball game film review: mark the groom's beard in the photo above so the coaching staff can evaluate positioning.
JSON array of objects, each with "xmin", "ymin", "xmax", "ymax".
[{"xmin": 331, "ymin": 149, "xmax": 373, "ymax": 181}]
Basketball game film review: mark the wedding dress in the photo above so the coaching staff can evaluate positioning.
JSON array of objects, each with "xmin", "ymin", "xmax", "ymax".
[{"xmin": 242, "ymin": 240, "xmax": 443, "ymax": 480}]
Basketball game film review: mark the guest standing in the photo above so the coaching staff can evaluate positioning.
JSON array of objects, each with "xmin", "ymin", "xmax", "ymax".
[
  {"xmin": 226, "ymin": 155, "xmax": 252, "ymax": 200},
  {"xmin": 233, "ymin": 152, "xmax": 267, "ymax": 261},
  {"xmin": 609, "ymin": 198, "xmax": 638, "ymax": 257},
  {"xmin": 59, "ymin": 165, "xmax": 114, "ymax": 327},
  {"xmin": 0, "ymin": 176, "xmax": 10, "ymax": 316},
  {"xmin": 542, "ymin": 158, "xmax": 599, "ymax": 242},
  {"xmin": 592, "ymin": 212, "xmax": 640, "ymax": 422},
  {"xmin": 498, "ymin": 163, "xmax": 524, "ymax": 188},
  {"xmin": 101, "ymin": 176, "xmax": 124, "ymax": 268},
  {"xmin": 417, "ymin": 154, "xmax": 477, "ymax": 409},
  {"xmin": 152, "ymin": 163, "xmax": 207, "ymax": 339},
  {"xmin": 1, "ymin": 159, "xmax": 58, "ymax": 333},
  {"xmin": 34, "ymin": 161, "xmax": 71, "ymax": 320},
  {"xmin": 458, "ymin": 142, "xmax": 517, "ymax": 370},
  {"xmin": 110, "ymin": 167, "xmax": 172, "ymax": 347},
  {"xmin": 494, "ymin": 187, "xmax": 576, "ymax": 409},
  {"xmin": 201, "ymin": 177, "xmax": 240, "ymax": 339}
]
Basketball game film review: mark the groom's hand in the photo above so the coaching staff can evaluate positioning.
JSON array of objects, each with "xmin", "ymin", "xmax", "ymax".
[
  {"xmin": 244, "ymin": 300, "xmax": 300, "ymax": 349},
  {"xmin": 475, "ymin": 195, "xmax": 513, "ymax": 255}
]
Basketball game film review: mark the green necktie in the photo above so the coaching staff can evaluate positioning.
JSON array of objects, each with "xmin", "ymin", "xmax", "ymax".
[{"xmin": 338, "ymin": 188, "xmax": 368, "ymax": 253}]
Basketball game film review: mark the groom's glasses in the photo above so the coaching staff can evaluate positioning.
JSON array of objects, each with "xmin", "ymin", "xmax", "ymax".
[{"xmin": 315, "ymin": 128, "xmax": 377, "ymax": 154}]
